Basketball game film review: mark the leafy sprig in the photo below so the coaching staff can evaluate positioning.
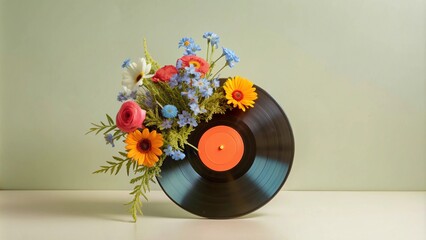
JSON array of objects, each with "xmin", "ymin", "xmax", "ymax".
[
  {"xmin": 93, "ymin": 151, "xmax": 137, "ymax": 175},
  {"xmin": 126, "ymin": 155, "xmax": 165, "ymax": 221},
  {"xmin": 166, "ymin": 126, "xmax": 194, "ymax": 150},
  {"xmin": 86, "ymin": 114, "xmax": 125, "ymax": 141},
  {"xmin": 92, "ymin": 150, "xmax": 165, "ymax": 221},
  {"xmin": 144, "ymin": 38, "xmax": 161, "ymax": 72},
  {"xmin": 200, "ymin": 88, "xmax": 232, "ymax": 121}
]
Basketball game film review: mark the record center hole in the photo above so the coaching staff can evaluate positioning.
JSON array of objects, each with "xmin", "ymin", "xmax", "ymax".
[{"xmin": 219, "ymin": 145, "xmax": 224, "ymax": 150}]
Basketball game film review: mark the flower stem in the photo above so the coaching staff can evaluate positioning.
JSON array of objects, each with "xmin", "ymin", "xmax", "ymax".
[
  {"xmin": 211, "ymin": 64, "xmax": 227, "ymax": 79},
  {"xmin": 212, "ymin": 54, "xmax": 224, "ymax": 66},
  {"xmin": 155, "ymin": 100, "xmax": 164, "ymax": 108},
  {"xmin": 207, "ymin": 54, "xmax": 224, "ymax": 78},
  {"xmin": 206, "ymin": 40, "xmax": 210, "ymax": 63},
  {"xmin": 210, "ymin": 47, "xmax": 215, "ymax": 63},
  {"xmin": 186, "ymin": 142, "xmax": 198, "ymax": 151}
]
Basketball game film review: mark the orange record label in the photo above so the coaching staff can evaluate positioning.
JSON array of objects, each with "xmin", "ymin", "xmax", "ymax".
[{"xmin": 197, "ymin": 125, "xmax": 244, "ymax": 172}]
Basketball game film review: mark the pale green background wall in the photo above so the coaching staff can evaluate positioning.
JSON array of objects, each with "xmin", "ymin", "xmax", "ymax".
[{"xmin": 0, "ymin": 0, "xmax": 425, "ymax": 190}]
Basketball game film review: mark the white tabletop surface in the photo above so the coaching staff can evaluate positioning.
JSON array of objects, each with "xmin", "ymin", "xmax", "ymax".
[{"xmin": 0, "ymin": 190, "xmax": 425, "ymax": 240}]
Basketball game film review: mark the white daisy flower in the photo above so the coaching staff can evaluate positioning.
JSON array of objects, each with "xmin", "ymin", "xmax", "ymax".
[{"xmin": 122, "ymin": 58, "xmax": 154, "ymax": 90}]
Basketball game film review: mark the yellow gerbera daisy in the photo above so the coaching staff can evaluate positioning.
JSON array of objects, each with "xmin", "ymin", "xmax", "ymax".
[
  {"xmin": 223, "ymin": 76, "xmax": 258, "ymax": 112},
  {"xmin": 125, "ymin": 128, "xmax": 163, "ymax": 167}
]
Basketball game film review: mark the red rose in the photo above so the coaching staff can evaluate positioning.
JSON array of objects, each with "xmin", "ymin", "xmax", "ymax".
[
  {"xmin": 152, "ymin": 65, "xmax": 178, "ymax": 82},
  {"xmin": 178, "ymin": 55, "xmax": 209, "ymax": 75},
  {"xmin": 116, "ymin": 101, "xmax": 146, "ymax": 133}
]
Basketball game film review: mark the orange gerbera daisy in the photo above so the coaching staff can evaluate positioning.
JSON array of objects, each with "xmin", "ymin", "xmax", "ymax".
[
  {"xmin": 125, "ymin": 128, "xmax": 163, "ymax": 167},
  {"xmin": 223, "ymin": 76, "xmax": 258, "ymax": 112}
]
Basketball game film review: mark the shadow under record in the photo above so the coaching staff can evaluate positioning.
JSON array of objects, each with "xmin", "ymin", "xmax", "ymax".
[{"xmin": 1, "ymin": 192, "xmax": 262, "ymax": 222}]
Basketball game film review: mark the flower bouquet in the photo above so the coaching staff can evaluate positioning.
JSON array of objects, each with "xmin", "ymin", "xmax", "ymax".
[{"xmin": 87, "ymin": 32, "xmax": 257, "ymax": 221}]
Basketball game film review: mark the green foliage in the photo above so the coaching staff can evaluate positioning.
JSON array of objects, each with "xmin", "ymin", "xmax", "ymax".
[
  {"xmin": 93, "ymin": 150, "xmax": 166, "ymax": 222},
  {"xmin": 86, "ymin": 114, "xmax": 125, "ymax": 141},
  {"xmin": 143, "ymin": 39, "xmax": 161, "ymax": 72},
  {"xmin": 144, "ymin": 107, "xmax": 163, "ymax": 129},
  {"xmin": 126, "ymin": 155, "xmax": 165, "ymax": 222},
  {"xmin": 200, "ymin": 89, "xmax": 231, "ymax": 122},
  {"xmin": 141, "ymin": 78, "xmax": 189, "ymax": 111},
  {"xmin": 93, "ymin": 152, "xmax": 136, "ymax": 175},
  {"xmin": 166, "ymin": 126, "xmax": 194, "ymax": 150}
]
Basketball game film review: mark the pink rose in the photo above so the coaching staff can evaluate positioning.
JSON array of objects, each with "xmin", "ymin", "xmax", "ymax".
[
  {"xmin": 116, "ymin": 101, "xmax": 146, "ymax": 133},
  {"xmin": 152, "ymin": 65, "xmax": 178, "ymax": 82}
]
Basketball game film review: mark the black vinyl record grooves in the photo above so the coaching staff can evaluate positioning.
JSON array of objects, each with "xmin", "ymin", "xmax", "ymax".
[{"xmin": 157, "ymin": 85, "xmax": 295, "ymax": 218}]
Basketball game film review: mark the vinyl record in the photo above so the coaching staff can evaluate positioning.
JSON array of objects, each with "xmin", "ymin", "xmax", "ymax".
[{"xmin": 157, "ymin": 84, "xmax": 295, "ymax": 218}]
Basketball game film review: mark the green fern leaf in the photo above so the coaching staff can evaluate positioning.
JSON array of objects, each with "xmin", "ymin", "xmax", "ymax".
[{"xmin": 143, "ymin": 38, "xmax": 161, "ymax": 72}]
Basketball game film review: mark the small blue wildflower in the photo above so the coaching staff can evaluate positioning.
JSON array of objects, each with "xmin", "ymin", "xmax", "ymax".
[
  {"xmin": 193, "ymin": 78, "xmax": 208, "ymax": 89},
  {"xmin": 177, "ymin": 118, "xmax": 187, "ymax": 127},
  {"xmin": 188, "ymin": 116, "xmax": 198, "ymax": 127},
  {"xmin": 189, "ymin": 102, "xmax": 206, "ymax": 115},
  {"xmin": 184, "ymin": 64, "xmax": 201, "ymax": 82},
  {"xmin": 182, "ymin": 89, "xmax": 198, "ymax": 103},
  {"xmin": 171, "ymin": 150, "xmax": 185, "ymax": 160},
  {"xmin": 222, "ymin": 47, "xmax": 240, "ymax": 68},
  {"xmin": 212, "ymin": 78, "xmax": 220, "ymax": 88},
  {"xmin": 169, "ymin": 74, "xmax": 179, "ymax": 88},
  {"xmin": 178, "ymin": 37, "xmax": 201, "ymax": 55},
  {"xmin": 189, "ymin": 102, "xmax": 200, "ymax": 114},
  {"xmin": 203, "ymin": 32, "xmax": 213, "ymax": 39},
  {"xmin": 179, "ymin": 73, "xmax": 191, "ymax": 85},
  {"xmin": 177, "ymin": 111, "xmax": 197, "ymax": 127},
  {"xmin": 199, "ymin": 85, "xmax": 213, "ymax": 98},
  {"xmin": 203, "ymin": 32, "xmax": 220, "ymax": 48},
  {"xmin": 104, "ymin": 134, "xmax": 115, "ymax": 147},
  {"xmin": 176, "ymin": 59, "xmax": 183, "ymax": 69},
  {"xmin": 164, "ymin": 145, "xmax": 174, "ymax": 156},
  {"xmin": 162, "ymin": 105, "xmax": 178, "ymax": 119},
  {"xmin": 178, "ymin": 37, "xmax": 195, "ymax": 48},
  {"xmin": 161, "ymin": 119, "xmax": 173, "ymax": 129},
  {"xmin": 117, "ymin": 92, "xmax": 127, "ymax": 102},
  {"xmin": 185, "ymin": 64, "xmax": 197, "ymax": 74},
  {"xmin": 164, "ymin": 145, "xmax": 186, "ymax": 160},
  {"xmin": 177, "ymin": 111, "xmax": 191, "ymax": 127},
  {"xmin": 184, "ymin": 43, "xmax": 201, "ymax": 56},
  {"xmin": 121, "ymin": 58, "xmax": 131, "ymax": 68},
  {"xmin": 117, "ymin": 90, "xmax": 137, "ymax": 102}
]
